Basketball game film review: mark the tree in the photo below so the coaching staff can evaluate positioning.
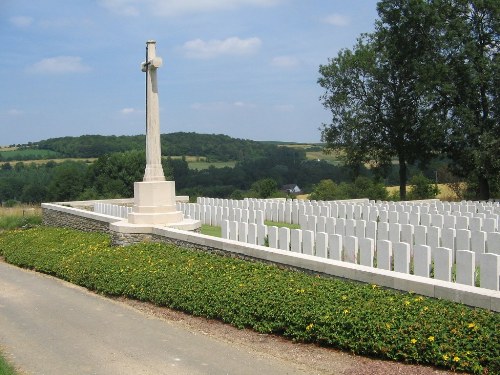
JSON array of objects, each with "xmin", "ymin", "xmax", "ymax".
[
  {"xmin": 47, "ymin": 161, "xmax": 87, "ymax": 201},
  {"xmin": 351, "ymin": 176, "xmax": 389, "ymax": 200},
  {"xmin": 87, "ymin": 151, "xmax": 145, "ymax": 198},
  {"xmin": 309, "ymin": 179, "xmax": 344, "ymax": 201},
  {"xmin": 432, "ymin": 0, "xmax": 499, "ymax": 199},
  {"xmin": 250, "ymin": 178, "xmax": 278, "ymax": 198},
  {"xmin": 319, "ymin": 0, "xmax": 443, "ymax": 200},
  {"xmin": 407, "ymin": 173, "xmax": 440, "ymax": 200}
]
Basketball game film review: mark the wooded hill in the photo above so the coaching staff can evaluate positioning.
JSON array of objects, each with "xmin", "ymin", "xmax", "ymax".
[{"xmin": 34, "ymin": 133, "xmax": 284, "ymax": 161}]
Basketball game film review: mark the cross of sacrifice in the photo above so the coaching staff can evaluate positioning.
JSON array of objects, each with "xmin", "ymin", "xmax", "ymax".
[{"xmin": 141, "ymin": 40, "xmax": 165, "ymax": 182}]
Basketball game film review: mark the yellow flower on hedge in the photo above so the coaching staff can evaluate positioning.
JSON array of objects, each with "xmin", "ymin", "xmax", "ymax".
[
  {"xmin": 468, "ymin": 322, "xmax": 476, "ymax": 328},
  {"xmin": 428, "ymin": 336, "xmax": 435, "ymax": 342},
  {"xmin": 410, "ymin": 338, "xmax": 417, "ymax": 344},
  {"xmin": 343, "ymin": 309, "xmax": 349, "ymax": 314},
  {"xmin": 453, "ymin": 356, "xmax": 460, "ymax": 362},
  {"xmin": 404, "ymin": 300, "xmax": 411, "ymax": 306},
  {"xmin": 443, "ymin": 354, "xmax": 449, "ymax": 361},
  {"xmin": 306, "ymin": 323, "xmax": 314, "ymax": 331}
]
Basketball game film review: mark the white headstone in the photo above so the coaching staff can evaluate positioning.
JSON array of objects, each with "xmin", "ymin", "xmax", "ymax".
[
  {"xmin": 480, "ymin": 253, "xmax": 500, "ymax": 290},
  {"xmin": 413, "ymin": 244, "xmax": 431, "ymax": 278},
  {"xmin": 376, "ymin": 240, "xmax": 392, "ymax": 270},
  {"xmin": 316, "ymin": 232, "xmax": 328, "ymax": 258},
  {"xmin": 329, "ymin": 234, "xmax": 343, "ymax": 261},
  {"xmin": 394, "ymin": 242, "xmax": 410, "ymax": 274},
  {"xmin": 456, "ymin": 250, "xmax": 475, "ymax": 286},
  {"xmin": 434, "ymin": 247, "xmax": 452, "ymax": 282}
]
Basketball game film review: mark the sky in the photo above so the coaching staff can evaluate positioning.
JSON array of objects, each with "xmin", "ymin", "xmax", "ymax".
[{"xmin": 0, "ymin": 0, "xmax": 379, "ymax": 146}]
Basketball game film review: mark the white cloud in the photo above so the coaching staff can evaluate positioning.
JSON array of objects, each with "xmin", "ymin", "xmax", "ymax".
[
  {"xmin": 191, "ymin": 101, "xmax": 255, "ymax": 110},
  {"xmin": 271, "ymin": 56, "xmax": 299, "ymax": 68},
  {"xmin": 324, "ymin": 13, "xmax": 350, "ymax": 27},
  {"xmin": 120, "ymin": 108, "xmax": 141, "ymax": 115},
  {"xmin": 28, "ymin": 56, "xmax": 91, "ymax": 74},
  {"xmin": 182, "ymin": 37, "xmax": 261, "ymax": 59},
  {"xmin": 99, "ymin": 0, "xmax": 282, "ymax": 17},
  {"xmin": 10, "ymin": 16, "xmax": 34, "ymax": 28}
]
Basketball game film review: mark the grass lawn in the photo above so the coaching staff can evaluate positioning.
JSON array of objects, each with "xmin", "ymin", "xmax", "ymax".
[
  {"xmin": 201, "ymin": 222, "xmax": 300, "ymax": 238},
  {"xmin": 201, "ymin": 224, "xmax": 222, "ymax": 237},
  {"xmin": 0, "ymin": 352, "xmax": 17, "ymax": 375}
]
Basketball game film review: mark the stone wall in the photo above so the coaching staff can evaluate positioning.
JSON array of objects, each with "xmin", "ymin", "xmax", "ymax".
[
  {"xmin": 111, "ymin": 232, "xmax": 154, "ymax": 246},
  {"xmin": 42, "ymin": 207, "xmax": 110, "ymax": 233}
]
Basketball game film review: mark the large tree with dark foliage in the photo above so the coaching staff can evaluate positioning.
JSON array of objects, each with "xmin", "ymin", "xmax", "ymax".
[
  {"xmin": 319, "ymin": 0, "xmax": 499, "ymax": 200},
  {"xmin": 433, "ymin": 0, "xmax": 499, "ymax": 199},
  {"xmin": 319, "ymin": 0, "xmax": 442, "ymax": 200}
]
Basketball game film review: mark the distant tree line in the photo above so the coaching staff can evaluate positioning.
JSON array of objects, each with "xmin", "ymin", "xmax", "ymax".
[
  {"xmin": 1, "ymin": 146, "xmax": 451, "ymax": 205},
  {"xmin": 33, "ymin": 132, "xmax": 279, "ymax": 162}
]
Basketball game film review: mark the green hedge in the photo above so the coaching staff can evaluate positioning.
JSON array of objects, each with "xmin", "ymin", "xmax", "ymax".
[{"xmin": 0, "ymin": 227, "xmax": 498, "ymax": 374}]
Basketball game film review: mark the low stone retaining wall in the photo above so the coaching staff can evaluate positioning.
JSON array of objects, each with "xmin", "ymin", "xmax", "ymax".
[
  {"xmin": 42, "ymin": 203, "xmax": 121, "ymax": 233},
  {"xmin": 41, "ymin": 201, "xmax": 500, "ymax": 312}
]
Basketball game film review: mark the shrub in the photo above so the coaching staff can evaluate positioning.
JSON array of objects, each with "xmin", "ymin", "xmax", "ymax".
[
  {"xmin": 0, "ymin": 227, "xmax": 498, "ymax": 374},
  {"xmin": 407, "ymin": 173, "xmax": 439, "ymax": 200}
]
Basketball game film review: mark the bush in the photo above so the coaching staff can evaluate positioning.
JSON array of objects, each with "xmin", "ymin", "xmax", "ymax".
[
  {"xmin": 309, "ymin": 178, "xmax": 388, "ymax": 201},
  {"xmin": 0, "ymin": 227, "xmax": 498, "ymax": 374},
  {"xmin": 407, "ymin": 173, "xmax": 439, "ymax": 200}
]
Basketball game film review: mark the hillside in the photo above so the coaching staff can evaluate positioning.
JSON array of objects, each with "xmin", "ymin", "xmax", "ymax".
[{"xmin": 32, "ymin": 132, "xmax": 277, "ymax": 162}]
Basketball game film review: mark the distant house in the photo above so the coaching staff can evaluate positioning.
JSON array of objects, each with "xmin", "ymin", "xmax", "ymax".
[{"xmin": 282, "ymin": 184, "xmax": 302, "ymax": 195}]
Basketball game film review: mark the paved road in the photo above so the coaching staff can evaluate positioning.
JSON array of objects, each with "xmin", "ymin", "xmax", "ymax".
[{"xmin": 0, "ymin": 262, "xmax": 312, "ymax": 375}]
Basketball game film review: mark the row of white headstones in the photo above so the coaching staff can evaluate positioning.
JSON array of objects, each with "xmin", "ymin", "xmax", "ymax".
[
  {"xmin": 94, "ymin": 198, "xmax": 500, "ymax": 290},
  {"xmin": 180, "ymin": 198, "xmax": 500, "ymax": 291}
]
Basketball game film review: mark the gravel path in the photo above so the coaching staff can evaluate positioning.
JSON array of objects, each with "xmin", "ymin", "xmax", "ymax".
[{"xmin": 118, "ymin": 297, "xmax": 458, "ymax": 375}]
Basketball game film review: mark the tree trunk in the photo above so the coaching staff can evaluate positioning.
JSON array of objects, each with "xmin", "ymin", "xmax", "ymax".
[
  {"xmin": 478, "ymin": 175, "xmax": 490, "ymax": 201},
  {"xmin": 399, "ymin": 155, "xmax": 407, "ymax": 201}
]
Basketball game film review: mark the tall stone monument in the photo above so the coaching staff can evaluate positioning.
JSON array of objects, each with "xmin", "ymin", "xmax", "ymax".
[{"xmin": 121, "ymin": 40, "xmax": 197, "ymax": 229}]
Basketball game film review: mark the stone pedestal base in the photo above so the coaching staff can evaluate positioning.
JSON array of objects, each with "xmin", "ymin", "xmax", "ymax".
[
  {"xmin": 109, "ymin": 180, "xmax": 201, "ymax": 234},
  {"xmin": 128, "ymin": 180, "xmax": 183, "ymax": 225}
]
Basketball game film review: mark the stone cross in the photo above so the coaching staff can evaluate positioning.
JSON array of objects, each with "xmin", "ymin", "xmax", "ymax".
[{"xmin": 141, "ymin": 40, "xmax": 165, "ymax": 182}]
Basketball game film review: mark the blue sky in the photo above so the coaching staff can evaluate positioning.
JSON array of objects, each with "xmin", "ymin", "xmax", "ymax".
[{"xmin": 0, "ymin": 0, "xmax": 379, "ymax": 146}]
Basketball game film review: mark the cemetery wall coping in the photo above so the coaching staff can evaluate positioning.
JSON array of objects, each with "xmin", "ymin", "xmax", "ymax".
[{"xmin": 42, "ymin": 203, "xmax": 123, "ymax": 224}]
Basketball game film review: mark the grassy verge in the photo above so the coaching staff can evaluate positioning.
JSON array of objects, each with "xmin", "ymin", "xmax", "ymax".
[
  {"xmin": 0, "ymin": 206, "xmax": 42, "ymax": 231},
  {"xmin": 264, "ymin": 221, "xmax": 300, "ymax": 230},
  {"xmin": 201, "ymin": 222, "xmax": 300, "ymax": 239},
  {"xmin": 201, "ymin": 224, "xmax": 221, "ymax": 237},
  {"xmin": 0, "ymin": 227, "xmax": 498, "ymax": 374},
  {"xmin": 0, "ymin": 352, "xmax": 17, "ymax": 375}
]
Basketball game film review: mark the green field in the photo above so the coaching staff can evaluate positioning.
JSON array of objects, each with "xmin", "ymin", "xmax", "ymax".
[
  {"xmin": 0, "ymin": 148, "xmax": 61, "ymax": 161},
  {"xmin": 278, "ymin": 143, "xmax": 345, "ymax": 165},
  {"xmin": 305, "ymin": 151, "xmax": 344, "ymax": 165}
]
